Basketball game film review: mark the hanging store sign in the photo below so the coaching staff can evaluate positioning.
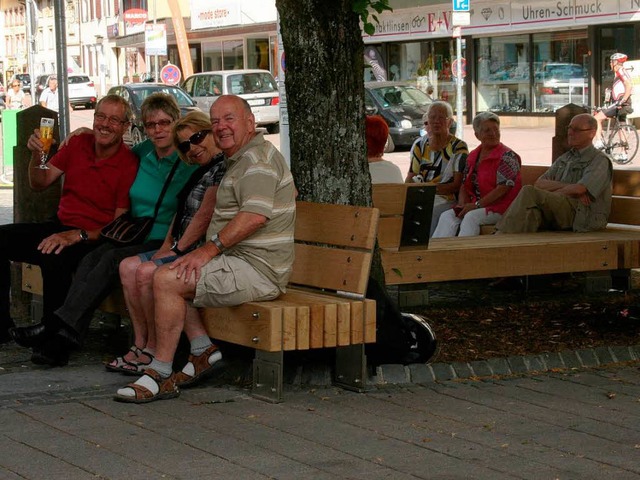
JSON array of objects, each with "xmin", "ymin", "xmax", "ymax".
[
  {"xmin": 145, "ymin": 24, "xmax": 167, "ymax": 56},
  {"xmin": 124, "ymin": 8, "xmax": 147, "ymax": 35}
]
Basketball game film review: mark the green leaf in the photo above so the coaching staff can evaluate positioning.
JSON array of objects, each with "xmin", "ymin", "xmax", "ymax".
[{"xmin": 392, "ymin": 268, "xmax": 403, "ymax": 278}]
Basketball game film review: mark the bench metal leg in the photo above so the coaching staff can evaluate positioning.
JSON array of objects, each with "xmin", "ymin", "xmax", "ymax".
[
  {"xmin": 334, "ymin": 344, "xmax": 367, "ymax": 393},
  {"xmin": 252, "ymin": 350, "xmax": 284, "ymax": 403}
]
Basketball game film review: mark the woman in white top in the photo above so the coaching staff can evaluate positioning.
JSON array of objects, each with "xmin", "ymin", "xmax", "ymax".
[
  {"xmin": 366, "ymin": 115, "xmax": 403, "ymax": 184},
  {"xmin": 6, "ymin": 80, "xmax": 25, "ymax": 109}
]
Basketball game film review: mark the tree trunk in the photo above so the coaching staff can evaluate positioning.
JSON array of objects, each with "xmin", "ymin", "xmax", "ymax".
[{"xmin": 276, "ymin": 0, "xmax": 371, "ymax": 207}]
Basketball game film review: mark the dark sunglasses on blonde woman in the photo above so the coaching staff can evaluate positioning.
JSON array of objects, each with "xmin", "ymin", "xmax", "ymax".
[{"xmin": 177, "ymin": 130, "xmax": 211, "ymax": 154}]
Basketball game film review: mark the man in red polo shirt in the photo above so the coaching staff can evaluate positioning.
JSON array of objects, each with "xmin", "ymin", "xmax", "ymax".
[{"xmin": 1, "ymin": 94, "xmax": 138, "ymax": 352}]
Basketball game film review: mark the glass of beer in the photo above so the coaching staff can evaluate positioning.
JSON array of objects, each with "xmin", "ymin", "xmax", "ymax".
[{"xmin": 38, "ymin": 117, "xmax": 55, "ymax": 170}]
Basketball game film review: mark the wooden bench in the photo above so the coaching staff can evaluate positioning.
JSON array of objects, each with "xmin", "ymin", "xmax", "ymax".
[
  {"xmin": 22, "ymin": 201, "xmax": 379, "ymax": 403},
  {"xmin": 373, "ymin": 166, "xmax": 640, "ymax": 297}
]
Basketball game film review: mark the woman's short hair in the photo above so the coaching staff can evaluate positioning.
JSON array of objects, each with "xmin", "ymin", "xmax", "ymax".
[
  {"xmin": 422, "ymin": 100, "xmax": 453, "ymax": 123},
  {"xmin": 472, "ymin": 111, "xmax": 500, "ymax": 134},
  {"xmin": 140, "ymin": 92, "xmax": 181, "ymax": 123},
  {"xmin": 172, "ymin": 110, "xmax": 213, "ymax": 162},
  {"xmin": 365, "ymin": 115, "xmax": 389, "ymax": 158}
]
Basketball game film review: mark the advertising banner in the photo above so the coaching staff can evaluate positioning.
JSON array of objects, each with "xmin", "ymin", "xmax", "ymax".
[{"xmin": 145, "ymin": 24, "xmax": 167, "ymax": 56}]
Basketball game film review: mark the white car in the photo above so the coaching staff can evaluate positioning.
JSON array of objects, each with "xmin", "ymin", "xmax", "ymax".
[
  {"xmin": 182, "ymin": 69, "xmax": 280, "ymax": 133},
  {"xmin": 68, "ymin": 74, "xmax": 97, "ymax": 110}
]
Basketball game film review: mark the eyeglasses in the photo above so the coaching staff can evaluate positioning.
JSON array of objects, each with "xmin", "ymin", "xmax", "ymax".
[
  {"xmin": 177, "ymin": 130, "xmax": 211, "ymax": 154},
  {"xmin": 567, "ymin": 125, "xmax": 594, "ymax": 132},
  {"xmin": 94, "ymin": 113, "xmax": 128, "ymax": 126},
  {"xmin": 12, "ymin": 84, "xmax": 19, "ymax": 87},
  {"xmin": 144, "ymin": 119, "xmax": 173, "ymax": 130}
]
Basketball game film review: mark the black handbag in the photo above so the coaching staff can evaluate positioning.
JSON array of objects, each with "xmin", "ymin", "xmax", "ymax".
[{"xmin": 100, "ymin": 160, "xmax": 180, "ymax": 246}]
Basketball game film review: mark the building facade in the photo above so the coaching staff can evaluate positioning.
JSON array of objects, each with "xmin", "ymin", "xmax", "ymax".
[{"xmin": 2, "ymin": 0, "xmax": 638, "ymax": 126}]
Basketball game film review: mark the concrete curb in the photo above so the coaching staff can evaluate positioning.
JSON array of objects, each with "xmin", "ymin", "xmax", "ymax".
[{"xmin": 366, "ymin": 344, "xmax": 640, "ymax": 387}]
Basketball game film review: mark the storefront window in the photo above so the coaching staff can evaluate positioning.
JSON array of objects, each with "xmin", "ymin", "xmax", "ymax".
[
  {"xmin": 223, "ymin": 40, "xmax": 243, "ymax": 69},
  {"xmin": 202, "ymin": 41, "xmax": 223, "ymax": 71},
  {"xmin": 477, "ymin": 35, "xmax": 530, "ymax": 113},
  {"xmin": 477, "ymin": 31, "xmax": 588, "ymax": 113},
  {"xmin": 364, "ymin": 40, "xmax": 466, "ymax": 113},
  {"xmin": 247, "ymin": 38, "xmax": 270, "ymax": 70},
  {"xmin": 533, "ymin": 32, "xmax": 589, "ymax": 112}
]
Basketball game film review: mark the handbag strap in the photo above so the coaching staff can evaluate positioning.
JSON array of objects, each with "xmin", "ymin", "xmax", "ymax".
[{"xmin": 152, "ymin": 159, "xmax": 181, "ymax": 220}]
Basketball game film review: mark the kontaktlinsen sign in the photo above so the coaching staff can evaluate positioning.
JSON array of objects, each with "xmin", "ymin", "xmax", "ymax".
[{"xmin": 363, "ymin": 0, "xmax": 639, "ymax": 41}]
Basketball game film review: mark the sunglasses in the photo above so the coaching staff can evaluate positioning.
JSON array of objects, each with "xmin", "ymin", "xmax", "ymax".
[{"xmin": 177, "ymin": 130, "xmax": 211, "ymax": 154}]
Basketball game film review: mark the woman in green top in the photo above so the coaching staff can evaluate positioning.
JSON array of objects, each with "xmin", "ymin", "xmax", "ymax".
[{"xmin": 12, "ymin": 93, "xmax": 197, "ymax": 366}]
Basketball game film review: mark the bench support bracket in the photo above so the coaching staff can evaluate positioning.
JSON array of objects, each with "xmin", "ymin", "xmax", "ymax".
[
  {"xmin": 335, "ymin": 344, "xmax": 367, "ymax": 392},
  {"xmin": 252, "ymin": 350, "xmax": 284, "ymax": 403}
]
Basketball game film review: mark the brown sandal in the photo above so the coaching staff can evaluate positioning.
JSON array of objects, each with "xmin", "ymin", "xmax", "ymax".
[
  {"xmin": 113, "ymin": 368, "xmax": 179, "ymax": 404},
  {"xmin": 174, "ymin": 344, "xmax": 222, "ymax": 388},
  {"xmin": 105, "ymin": 346, "xmax": 154, "ymax": 375}
]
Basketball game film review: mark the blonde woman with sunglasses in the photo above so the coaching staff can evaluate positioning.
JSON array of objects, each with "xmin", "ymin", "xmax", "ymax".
[{"xmin": 107, "ymin": 111, "xmax": 226, "ymax": 375}]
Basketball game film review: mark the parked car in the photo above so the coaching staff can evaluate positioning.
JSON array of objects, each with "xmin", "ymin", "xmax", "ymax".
[
  {"xmin": 68, "ymin": 74, "xmax": 97, "ymax": 109},
  {"xmin": 107, "ymin": 83, "xmax": 201, "ymax": 145},
  {"xmin": 181, "ymin": 69, "xmax": 280, "ymax": 133},
  {"xmin": 10, "ymin": 73, "xmax": 31, "ymax": 94},
  {"xmin": 35, "ymin": 73, "xmax": 54, "ymax": 98},
  {"xmin": 0, "ymin": 81, "xmax": 4, "ymax": 101},
  {"xmin": 364, "ymin": 81, "xmax": 434, "ymax": 152},
  {"xmin": 537, "ymin": 63, "xmax": 588, "ymax": 112}
]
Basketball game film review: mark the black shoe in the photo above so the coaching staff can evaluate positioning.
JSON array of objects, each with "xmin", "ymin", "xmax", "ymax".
[
  {"xmin": 30, "ymin": 335, "xmax": 70, "ymax": 367},
  {"xmin": 0, "ymin": 321, "xmax": 16, "ymax": 344},
  {"xmin": 9, "ymin": 322, "xmax": 47, "ymax": 348}
]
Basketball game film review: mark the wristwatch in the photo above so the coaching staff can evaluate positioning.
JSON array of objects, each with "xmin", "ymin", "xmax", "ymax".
[
  {"xmin": 170, "ymin": 240, "xmax": 183, "ymax": 255},
  {"xmin": 475, "ymin": 200, "xmax": 481, "ymax": 209},
  {"xmin": 210, "ymin": 233, "xmax": 226, "ymax": 253},
  {"xmin": 79, "ymin": 229, "xmax": 89, "ymax": 242}
]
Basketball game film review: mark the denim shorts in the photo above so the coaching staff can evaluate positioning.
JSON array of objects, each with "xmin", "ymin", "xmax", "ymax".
[{"xmin": 137, "ymin": 249, "xmax": 178, "ymax": 266}]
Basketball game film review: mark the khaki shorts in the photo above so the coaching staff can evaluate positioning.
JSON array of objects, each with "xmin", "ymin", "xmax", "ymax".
[{"xmin": 193, "ymin": 254, "xmax": 281, "ymax": 308}]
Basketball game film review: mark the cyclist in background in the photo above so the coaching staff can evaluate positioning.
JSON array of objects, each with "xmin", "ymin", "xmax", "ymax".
[{"xmin": 594, "ymin": 52, "xmax": 633, "ymax": 147}]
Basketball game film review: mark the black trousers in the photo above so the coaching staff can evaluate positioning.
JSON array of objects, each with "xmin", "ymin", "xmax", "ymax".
[
  {"xmin": 55, "ymin": 239, "xmax": 163, "ymax": 343},
  {"xmin": 0, "ymin": 222, "xmax": 98, "ymax": 329}
]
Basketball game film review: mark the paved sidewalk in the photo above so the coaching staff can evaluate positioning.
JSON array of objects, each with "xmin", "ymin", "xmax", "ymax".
[{"xmin": 1, "ymin": 357, "xmax": 639, "ymax": 479}]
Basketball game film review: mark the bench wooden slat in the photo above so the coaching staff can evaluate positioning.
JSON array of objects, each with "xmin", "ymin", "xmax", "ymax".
[
  {"xmin": 377, "ymin": 217, "xmax": 403, "ymax": 249},
  {"xmin": 371, "ymin": 183, "xmax": 408, "ymax": 216},
  {"xmin": 294, "ymin": 201, "xmax": 378, "ymax": 250},
  {"xmin": 201, "ymin": 303, "xmax": 283, "ymax": 351},
  {"xmin": 289, "ymin": 244, "xmax": 373, "ymax": 294},
  {"xmin": 610, "ymin": 197, "xmax": 640, "ymax": 225},
  {"xmin": 382, "ymin": 238, "xmax": 619, "ymax": 284},
  {"xmin": 613, "ymin": 170, "xmax": 640, "ymax": 197}
]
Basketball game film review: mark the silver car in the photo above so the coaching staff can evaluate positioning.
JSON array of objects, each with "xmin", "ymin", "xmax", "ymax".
[{"xmin": 182, "ymin": 69, "xmax": 280, "ymax": 133}]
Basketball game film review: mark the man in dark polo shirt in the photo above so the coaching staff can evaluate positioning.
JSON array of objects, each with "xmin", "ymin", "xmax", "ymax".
[{"xmin": 2, "ymin": 95, "xmax": 139, "ymax": 358}]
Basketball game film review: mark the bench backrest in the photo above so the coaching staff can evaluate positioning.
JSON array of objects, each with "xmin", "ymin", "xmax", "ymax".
[
  {"xmin": 372, "ymin": 184, "xmax": 436, "ymax": 251},
  {"xmin": 289, "ymin": 201, "xmax": 379, "ymax": 296}
]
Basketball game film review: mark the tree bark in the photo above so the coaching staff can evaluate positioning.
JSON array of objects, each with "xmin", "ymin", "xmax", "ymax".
[{"xmin": 276, "ymin": 0, "xmax": 371, "ymax": 207}]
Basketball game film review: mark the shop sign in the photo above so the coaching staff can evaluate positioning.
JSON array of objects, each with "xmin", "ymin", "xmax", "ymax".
[
  {"xmin": 191, "ymin": 0, "xmax": 241, "ymax": 30},
  {"xmin": 123, "ymin": 8, "xmax": 147, "ymax": 35},
  {"xmin": 510, "ymin": 0, "xmax": 617, "ymax": 26},
  {"xmin": 146, "ymin": 24, "xmax": 167, "ymax": 56},
  {"xmin": 107, "ymin": 23, "xmax": 119, "ymax": 39},
  {"xmin": 363, "ymin": 6, "xmax": 454, "ymax": 40}
]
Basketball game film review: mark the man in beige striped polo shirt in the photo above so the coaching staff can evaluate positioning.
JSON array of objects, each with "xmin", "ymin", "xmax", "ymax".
[{"xmin": 115, "ymin": 95, "xmax": 296, "ymax": 403}]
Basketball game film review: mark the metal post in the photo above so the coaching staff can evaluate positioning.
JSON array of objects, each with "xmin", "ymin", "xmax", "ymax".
[
  {"xmin": 455, "ymin": 34, "xmax": 463, "ymax": 139},
  {"xmin": 53, "ymin": 0, "xmax": 70, "ymax": 139},
  {"xmin": 154, "ymin": 0, "xmax": 159, "ymax": 82},
  {"xmin": 25, "ymin": 0, "xmax": 37, "ymax": 100}
]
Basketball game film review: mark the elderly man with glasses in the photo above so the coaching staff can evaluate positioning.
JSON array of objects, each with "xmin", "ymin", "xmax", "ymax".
[
  {"xmin": 1, "ymin": 94, "xmax": 138, "ymax": 346},
  {"xmin": 496, "ymin": 113, "xmax": 612, "ymax": 233}
]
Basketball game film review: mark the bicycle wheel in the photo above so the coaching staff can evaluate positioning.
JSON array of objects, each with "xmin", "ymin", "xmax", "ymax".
[{"xmin": 609, "ymin": 124, "xmax": 639, "ymax": 165}]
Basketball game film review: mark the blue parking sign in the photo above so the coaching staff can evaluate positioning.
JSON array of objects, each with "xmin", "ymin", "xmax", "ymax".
[{"xmin": 452, "ymin": 0, "xmax": 469, "ymax": 11}]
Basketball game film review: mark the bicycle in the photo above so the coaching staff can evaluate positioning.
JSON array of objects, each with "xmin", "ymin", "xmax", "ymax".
[{"xmin": 592, "ymin": 105, "xmax": 639, "ymax": 165}]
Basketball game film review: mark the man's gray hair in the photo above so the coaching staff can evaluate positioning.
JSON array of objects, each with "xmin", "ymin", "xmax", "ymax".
[
  {"xmin": 422, "ymin": 100, "xmax": 454, "ymax": 123},
  {"xmin": 472, "ymin": 111, "xmax": 500, "ymax": 134}
]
